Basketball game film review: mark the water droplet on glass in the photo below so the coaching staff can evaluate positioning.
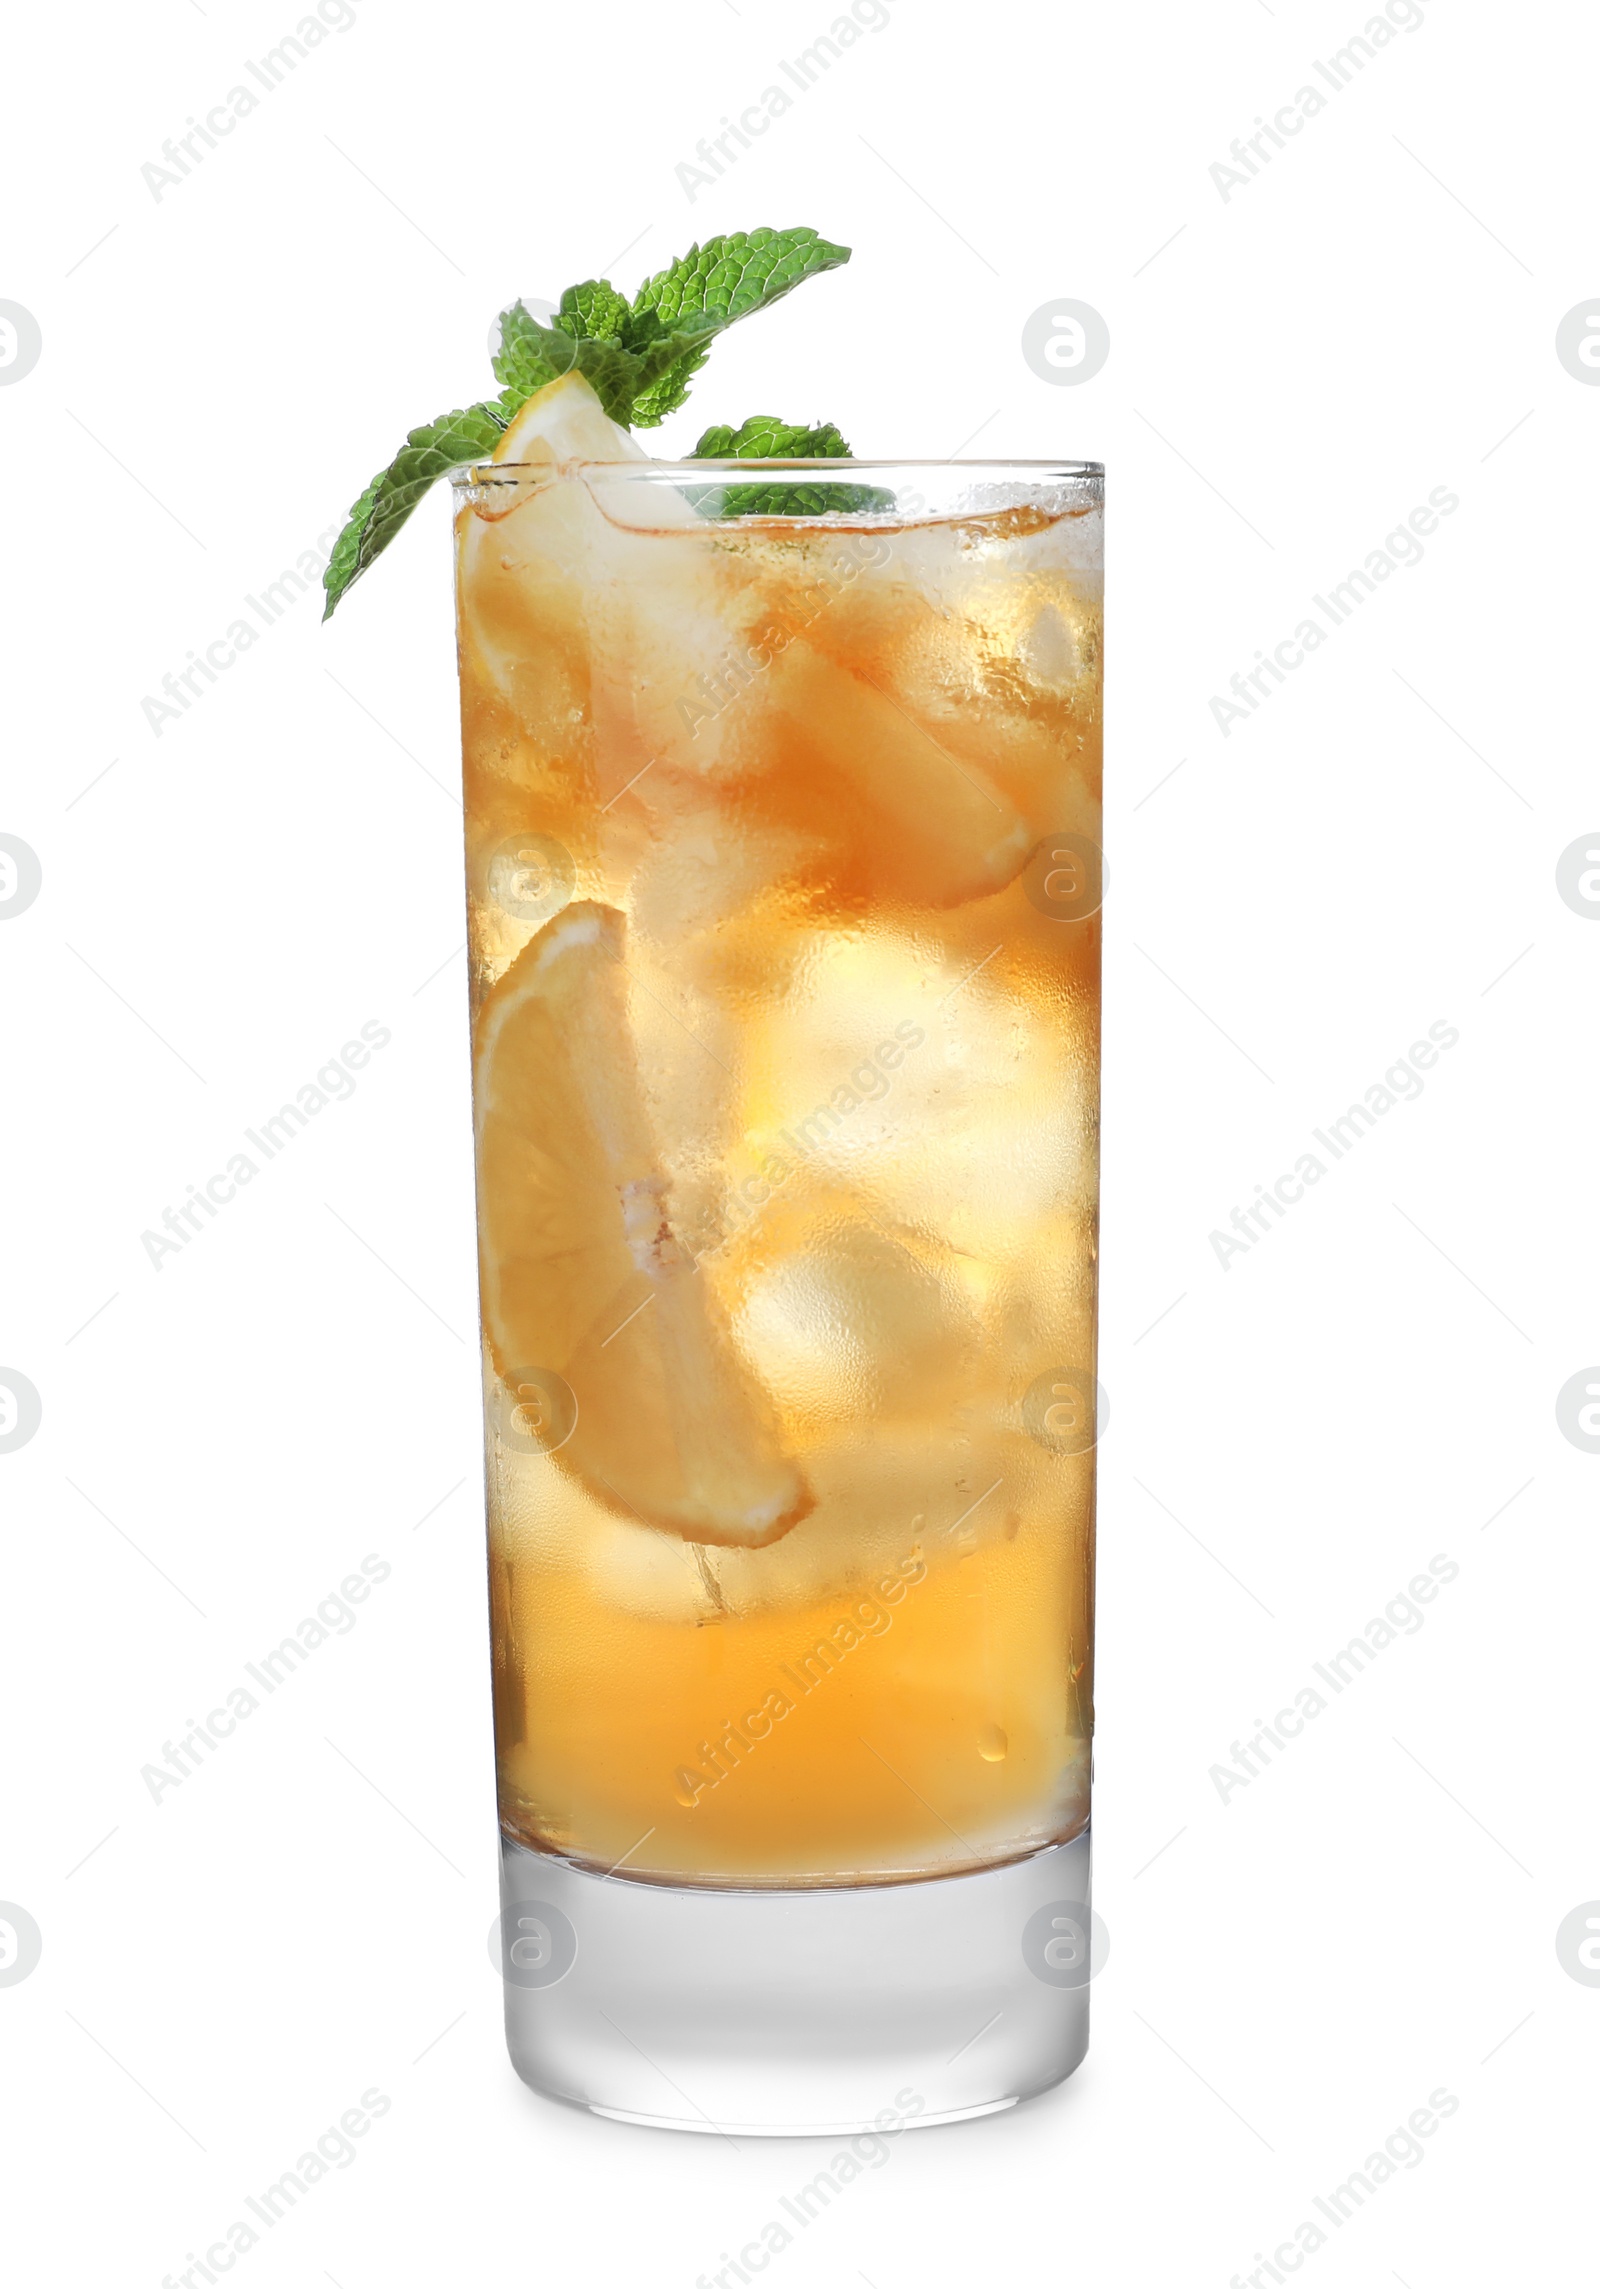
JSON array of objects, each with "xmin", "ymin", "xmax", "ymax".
[{"xmin": 978, "ymin": 1724, "xmax": 1008, "ymax": 1763}]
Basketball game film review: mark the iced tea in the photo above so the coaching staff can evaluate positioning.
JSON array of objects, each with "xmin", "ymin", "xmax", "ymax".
[{"xmin": 454, "ymin": 440, "xmax": 1102, "ymax": 1889}]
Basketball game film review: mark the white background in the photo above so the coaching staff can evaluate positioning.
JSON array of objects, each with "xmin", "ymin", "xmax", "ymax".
[{"xmin": 2, "ymin": 0, "xmax": 1595, "ymax": 2282}]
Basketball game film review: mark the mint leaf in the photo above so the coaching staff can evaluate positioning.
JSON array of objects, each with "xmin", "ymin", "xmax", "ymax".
[
  {"xmin": 627, "ymin": 336, "xmax": 716, "ymax": 428},
  {"xmin": 491, "ymin": 301, "xmax": 640, "ymax": 425},
  {"xmin": 494, "ymin": 283, "xmax": 720, "ymax": 431},
  {"xmin": 693, "ymin": 416, "xmax": 853, "ymax": 459},
  {"xmin": 490, "ymin": 298, "xmax": 560, "ymax": 395},
  {"xmin": 555, "ymin": 280, "xmax": 631, "ymax": 342},
  {"xmin": 688, "ymin": 415, "xmax": 888, "ymax": 518},
  {"xmin": 322, "ymin": 401, "xmax": 507, "ymax": 620},
  {"xmin": 634, "ymin": 228, "xmax": 850, "ymax": 329},
  {"xmin": 624, "ymin": 228, "xmax": 851, "ymax": 428}
]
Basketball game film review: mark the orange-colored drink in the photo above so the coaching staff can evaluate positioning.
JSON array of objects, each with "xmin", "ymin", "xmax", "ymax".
[{"xmin": 452, "ymin": 382, "xmax": 1102, "ymax": 1887}]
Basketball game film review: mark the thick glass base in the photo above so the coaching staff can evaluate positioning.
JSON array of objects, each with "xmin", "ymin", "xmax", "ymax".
[{"xmin": 497, "ymin": 1829, "xmax": 1091, "ymax": 2135}]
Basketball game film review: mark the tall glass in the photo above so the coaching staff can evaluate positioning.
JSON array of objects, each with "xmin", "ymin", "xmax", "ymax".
[{"xmin": 451, "ymin": 455, "xmax": 1104, "ymax": 2132}]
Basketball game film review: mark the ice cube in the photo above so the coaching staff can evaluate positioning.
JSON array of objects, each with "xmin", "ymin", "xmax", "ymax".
[{"xmin": 727, "ymin": 1191, "xmax": 980, "ymax": 1437}]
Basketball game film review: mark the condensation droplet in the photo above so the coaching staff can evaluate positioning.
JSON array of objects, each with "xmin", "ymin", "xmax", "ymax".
[{"xmin": 978, "ymin": 1724, "xmax": 1008, "ymax": 1763}]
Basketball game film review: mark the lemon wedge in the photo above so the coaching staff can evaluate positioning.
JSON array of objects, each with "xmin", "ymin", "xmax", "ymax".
[
  {"xmin": 455, "ymin": 375, "xmax": 639, "ymax": 713},
  {"xmin": 490, "ymin": 368, "xmax": 643, "ymax": 467},
  {"xmin": 474, "ymin": 900, "xmax": 812, "ymax": 1548}
]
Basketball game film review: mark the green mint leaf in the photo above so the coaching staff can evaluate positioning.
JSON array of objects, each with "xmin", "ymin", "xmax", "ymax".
[
  {"xmin": 687, "ymin": 414, "xmax": 888, "ymax": 518},
  {"xmin": 322, "ymin": 401, "xmax": 507, "ymax": 620},
  {"xmin": 619, "ymin": 303, "xmax": 669, "ymax": 353},
  {"xmin": 633, "ymin": 228, "xmax": 850, "ymax": 329},
  {"xmin": 692, "ymin": 416, "xmax": 852, "ymax": 459},
  {"xmin": 624, "ymin": 228, "xmax": 850, "ymax": 427},
  {"xmin": 490, "ymin": 301, "xmax": 642, "ymax": 424},
  {"xmin": 554, "ymin": 280, "xmax": 631, "ymax": 342},
  {"xmin": 626, "ymin": 336, "xmax": 716, "ymax": 428},
  {"xmin": 490, "ymin": 298, "xmax": 559, "ymax": 393}
]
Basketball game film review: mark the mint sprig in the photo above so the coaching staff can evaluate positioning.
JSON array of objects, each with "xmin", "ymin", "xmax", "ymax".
[
  {"xmin": 322, "ymin": 227, "xmax": 851, "ymax": 618},
  {"xmin": 689, "ymin": 416, "xmax": 890, "ymax": 519}
]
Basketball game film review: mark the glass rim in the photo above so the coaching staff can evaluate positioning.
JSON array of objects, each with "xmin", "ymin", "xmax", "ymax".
[{"xmin": 447, "ymin": 456, "xmax": 1104, "ymax": 483}]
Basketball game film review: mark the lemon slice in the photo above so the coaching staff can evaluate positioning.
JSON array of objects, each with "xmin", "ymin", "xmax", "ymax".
[
  {"xmin": 455, "ymin": 375, "xmax": 639, "ymax": 713},
  {"xmin": 457, "ymin": 372, "xmax": 705, "ymax": 725},
  {"xmin": 490, "ymin": 368, "xmax": 644, "ymax": 468},
  {"xmin": 474, "ymin": 900, "xmax": 811, "ymax": 1548}
]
